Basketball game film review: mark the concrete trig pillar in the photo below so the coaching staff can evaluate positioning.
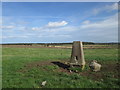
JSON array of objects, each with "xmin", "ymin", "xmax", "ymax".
[{"xmin": 70, "ymin": 41, "xmax": 85, "ymax": 70}]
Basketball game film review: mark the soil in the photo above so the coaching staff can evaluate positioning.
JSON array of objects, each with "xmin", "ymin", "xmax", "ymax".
[{"xmin": 18, "ymin": 60, "xmax": 120, "ymax": 81}]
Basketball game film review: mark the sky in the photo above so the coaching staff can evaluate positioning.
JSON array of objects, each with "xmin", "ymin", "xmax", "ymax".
[{"xmin": 1, "ymin": 2, "xmax": 118, "ymax": 43}]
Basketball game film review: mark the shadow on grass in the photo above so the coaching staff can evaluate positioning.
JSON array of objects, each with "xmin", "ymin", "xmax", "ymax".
[{"xmin": 51, "ymin": 61, "xmax": 70, "ymax": 70}]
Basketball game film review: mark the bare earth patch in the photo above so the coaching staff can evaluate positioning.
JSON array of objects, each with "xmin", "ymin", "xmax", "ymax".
[{"xmin": 19, "ymin": 60, "xmax": 119, "ymax": 81}]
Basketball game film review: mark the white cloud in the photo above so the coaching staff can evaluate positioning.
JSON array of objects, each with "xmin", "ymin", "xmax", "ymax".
[
  {"xmin": 32, "ymin": 13, "xmax": 118, "ymax": 42},
  {"xmin": 81, "ymin": 13, "xmax": 118, "ymax": 29},
  {"xmin": 1, "ymin": 24, "xmax": 27, "ymax": 31},
  {"xmin": 2, "ymin": 36, "xmax": 28, "ymax": 38},
  {"xmin": 105, "ymin": 3, "xmax": 118, "ymax": 11},
  {"xmin": 93, "ymin": 3, "xmax": 118, "ymax": 15},
  {"xmin": 79, "ymin": 13, "xmax": 118, "ymax": 42},
  {"xmin": 0, "ymin": 18, "xmax": 2, "ymax": 25},
  {"xmin": 31, "ymin": 26, "xmax": 47, "ymax": 31},
  {"xmin": 31, "ymin": 25, "xmax": 76, "ymax": 32},
  {"xmin": 47, "ymin": 21, "xmax": 68, "ymax": 28},
  {"xmin": 32, "ymin": 27, "xmax": 40, "ymax": 30},
  {"xmin": 37, "ymin": 34, "xmax": 71, "ymax": 38},
  {"xmin": 31, "ymin": 21, "xmax": 68, "ymax": 31},
  {"xmin": 93, "ymin": 8, "xmax": 100, "ymax": 15},
  {"xmin": 15, "ymin": 26, "xmax": 26, "ymax": 30},
  {"xmin": 82, "ymin": 20, "xmax": 90, "ymax": 24},
  {"xmin": 0, "ymin": 25, "xmax": 15, "ymax": 29},
  {"xmin": 32, "ymin": 27, "xmax": 38, "ymax": 30},
  {"xmin": 50, "ymin": 26, "xmax": 77, "ymax": 32}
]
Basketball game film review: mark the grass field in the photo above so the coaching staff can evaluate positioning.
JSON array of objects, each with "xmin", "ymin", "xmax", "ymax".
[{"xmin": 2, "ymin": 46, "xmax": 119, "ymax": 88}]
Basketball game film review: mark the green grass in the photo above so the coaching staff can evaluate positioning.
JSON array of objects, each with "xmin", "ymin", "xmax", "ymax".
[
  {"xmin": 2, "ymin": 47, "xmax": 119, "ymax": 88},
  {"xmin": 84, "ymin": 49, "xmax": 118, "ymax": 61}
]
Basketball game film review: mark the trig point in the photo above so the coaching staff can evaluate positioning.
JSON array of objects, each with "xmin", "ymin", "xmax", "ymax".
[{"xmin": 70, "ymin": 41, "xmax": 86, "ymax": 70}]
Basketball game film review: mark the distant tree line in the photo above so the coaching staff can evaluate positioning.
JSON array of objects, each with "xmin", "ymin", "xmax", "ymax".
[{"xmin": 1, "ymin": 42, "xmax": 119, "ymax": 45}]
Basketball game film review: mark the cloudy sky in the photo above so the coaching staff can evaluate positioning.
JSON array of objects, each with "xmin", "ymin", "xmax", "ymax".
[{"xmin": 1, "ymin": 2, "xmax": 118, "ymax": 43}]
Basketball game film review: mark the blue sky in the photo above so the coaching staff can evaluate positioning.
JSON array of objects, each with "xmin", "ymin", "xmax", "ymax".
[{"xmin": 1, "ymin": 2, "xmax": 118, "ymax": 43}]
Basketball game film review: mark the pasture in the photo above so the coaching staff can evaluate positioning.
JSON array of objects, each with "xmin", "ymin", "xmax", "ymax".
[{"xmin": 2, "ymin": 44, "xmax": 119, "ymax": 88}]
